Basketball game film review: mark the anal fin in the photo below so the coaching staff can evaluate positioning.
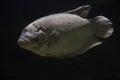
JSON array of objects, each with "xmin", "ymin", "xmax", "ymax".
[{"xmin": 78, "ymin": 36, "xmax": 102, "ymax": 54}]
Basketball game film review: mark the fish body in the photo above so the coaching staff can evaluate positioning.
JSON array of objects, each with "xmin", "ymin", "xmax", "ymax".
[{"xmin": 18, "ymin": 5, "xmax": 113, "ymax": 58}]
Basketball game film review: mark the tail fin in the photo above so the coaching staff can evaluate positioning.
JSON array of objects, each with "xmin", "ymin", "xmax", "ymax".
[{"xmin": 92, "ymin": 16, "xmax": 114, "ymax": 38}]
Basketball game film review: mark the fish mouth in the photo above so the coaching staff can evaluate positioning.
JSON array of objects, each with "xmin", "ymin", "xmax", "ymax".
[{"xmin": 18, "ymin": 37, "xmax": 32, "ymax": 47}]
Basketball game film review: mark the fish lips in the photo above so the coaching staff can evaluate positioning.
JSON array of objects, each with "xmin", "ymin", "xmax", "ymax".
[{"xmin": 18, "ymin": 36, "xmax": 32, "ymax": 48}]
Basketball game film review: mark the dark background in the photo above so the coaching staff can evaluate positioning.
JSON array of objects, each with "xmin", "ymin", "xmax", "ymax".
[{"xmin": 1, "ymin": 0, "xmax": 120, "ymax": 80}]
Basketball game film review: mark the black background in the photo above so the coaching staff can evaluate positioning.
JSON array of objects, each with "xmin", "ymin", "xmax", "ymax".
[{"xmin": 1, "ymin": 0, "xmax": 120, "ymax": 80}]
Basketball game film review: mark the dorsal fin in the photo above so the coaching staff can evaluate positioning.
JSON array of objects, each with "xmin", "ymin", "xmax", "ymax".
[{"xmin": 66, "ymin": 5, "xmax": 92, "ymax": 17}]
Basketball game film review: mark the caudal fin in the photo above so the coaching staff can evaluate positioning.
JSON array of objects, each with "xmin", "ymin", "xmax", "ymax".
[{"xmin": 92, "ymin": 16, "xmax": 114, "ymax": 38}]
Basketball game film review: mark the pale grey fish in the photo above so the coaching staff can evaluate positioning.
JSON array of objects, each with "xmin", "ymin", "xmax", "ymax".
[{"xmin": 18, "ymin": 5, "xmax": 113, "ymax": 58}]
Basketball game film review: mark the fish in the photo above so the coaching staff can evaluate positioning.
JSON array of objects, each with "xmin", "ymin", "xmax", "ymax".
[{"xmin": 17, "ymin": 5, "xmax": 113, "ymax": 58}]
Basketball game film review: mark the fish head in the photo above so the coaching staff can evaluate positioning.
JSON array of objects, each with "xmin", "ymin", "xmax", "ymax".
[{"xmin": 18, "ymin": 23, "xmax": 46, "ymax": 50}]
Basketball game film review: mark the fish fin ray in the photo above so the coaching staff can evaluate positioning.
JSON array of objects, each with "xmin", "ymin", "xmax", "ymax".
[{"xmin": 66, "ymin": 5, "xmax": 92, "ymax": 17}]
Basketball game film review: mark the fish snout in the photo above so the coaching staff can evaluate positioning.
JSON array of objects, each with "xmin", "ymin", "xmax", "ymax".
[{"xmin": 18, "ymin": 38, "xmax": 31, "ymax": 47}]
